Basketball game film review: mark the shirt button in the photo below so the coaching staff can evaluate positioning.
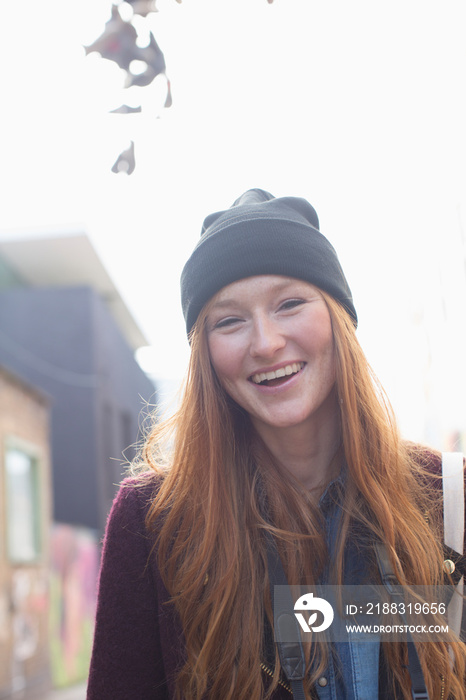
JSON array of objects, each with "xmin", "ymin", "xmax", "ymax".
[
  {"xmin": 443, "ymin": 559, "xmax": 455, "ymax": 574},
  {"xmin": 317, "ymin": 677, "xmax": 328, "ymax": 687}
]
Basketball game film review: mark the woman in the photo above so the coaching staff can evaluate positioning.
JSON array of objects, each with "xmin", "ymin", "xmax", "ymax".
[{"xmin": 87, "ymin": 189, "xmax": 465, "ymax": 699}]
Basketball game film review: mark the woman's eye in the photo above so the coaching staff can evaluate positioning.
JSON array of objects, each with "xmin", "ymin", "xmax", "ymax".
[
  {"xmin": 279, "ymin": 299, "xmax": 305, "ymax": 311},
  {"xmin": 213, "ymin": 317, "xmax": 242, "ymax": 329}
]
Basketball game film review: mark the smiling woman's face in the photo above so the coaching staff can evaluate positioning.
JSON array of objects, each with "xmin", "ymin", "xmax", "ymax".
[{"xmin": 206, "ymin": 275, "xmax": 337, "ymax": 440}]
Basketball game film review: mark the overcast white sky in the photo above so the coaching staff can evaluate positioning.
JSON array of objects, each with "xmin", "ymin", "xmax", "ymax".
[{"xmin": 1, "ymin": 0, "xmax": 465, "ymax": 446}]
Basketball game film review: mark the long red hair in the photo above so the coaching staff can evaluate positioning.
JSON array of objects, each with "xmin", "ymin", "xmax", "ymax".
[{"xmin": 140, "ymin": 290, "xmax": 466, "ymax": 699}]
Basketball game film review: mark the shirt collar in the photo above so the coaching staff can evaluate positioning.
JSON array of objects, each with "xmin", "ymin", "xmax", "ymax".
[{"xmin": 318, "ymin": 462, "xmax": 347, "ymax": 512}]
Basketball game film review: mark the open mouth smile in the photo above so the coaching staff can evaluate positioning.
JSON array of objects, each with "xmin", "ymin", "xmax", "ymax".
[{"xmin": 249, "ymin": 362, "xmax": 305, "ymax": 387}]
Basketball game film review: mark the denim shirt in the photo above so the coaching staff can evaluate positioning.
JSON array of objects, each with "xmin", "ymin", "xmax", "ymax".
[{"xmin": 314, "ymin": 474, "xmax": 380, "ymax": 700}]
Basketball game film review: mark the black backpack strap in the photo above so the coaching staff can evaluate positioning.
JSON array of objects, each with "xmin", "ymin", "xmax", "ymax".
[
  {"xmin": 373, "ymin": 542, "xmax": 430, "ymax": 700},
  {"xmin": 265, "ymin": 532, "xmax": 307, "ymax": 700}
]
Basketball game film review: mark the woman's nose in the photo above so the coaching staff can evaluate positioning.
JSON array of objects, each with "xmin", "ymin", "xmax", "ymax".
[{"xmin": 249, "ymin": 316, "xmax": 286, "ymax": 358}]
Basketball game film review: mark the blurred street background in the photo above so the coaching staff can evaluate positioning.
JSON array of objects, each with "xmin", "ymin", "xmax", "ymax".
[
  {"xmin": 46, "ymin": 684, "xmax": 86, "ymax": 700},
  {"xmin": 0, "ymin": 0, "xmax": 465, "ymax": 697}
]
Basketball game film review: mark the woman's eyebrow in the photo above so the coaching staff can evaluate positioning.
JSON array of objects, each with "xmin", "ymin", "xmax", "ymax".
[
  {"xmin": 209, "ymin": 298, "xmax": 240, "ymax": 310},
  {"xmin": 212, "ymin": 281, "xmax": 306, "ymax": 309}
]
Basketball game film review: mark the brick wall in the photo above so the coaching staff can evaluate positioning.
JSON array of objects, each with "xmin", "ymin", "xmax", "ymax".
[{"xmin": 0, "ymin": 366, "xmax": 52, "ymax": 700}]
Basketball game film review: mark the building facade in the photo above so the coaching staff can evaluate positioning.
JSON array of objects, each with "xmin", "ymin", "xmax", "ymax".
[
  {"xmin": 0, "ymin": 367, "xmax": 52, "ymax": 699},
  {"xmin": 0, "ymin": 232, "xmax": 156, "ymax": 694}
]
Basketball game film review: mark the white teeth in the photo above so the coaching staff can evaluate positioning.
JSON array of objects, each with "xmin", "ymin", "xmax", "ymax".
[{"xmin": 251, "ymin": 362, "xmax": 304, "ymax": 384}]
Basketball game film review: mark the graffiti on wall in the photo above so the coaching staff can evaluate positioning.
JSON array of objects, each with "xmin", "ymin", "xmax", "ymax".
[
  {"xmin": 12, "ymin": 569, "xmax": 48, "ymax": 661},
  {"xmin": 49, "ymin": 524, "xmax": 99, "ymax": 687}
]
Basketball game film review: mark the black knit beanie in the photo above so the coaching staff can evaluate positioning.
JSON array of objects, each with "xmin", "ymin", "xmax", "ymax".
[{"xmin": 181, "ymin": 188, "xmax": 357, "ymax": 335}]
